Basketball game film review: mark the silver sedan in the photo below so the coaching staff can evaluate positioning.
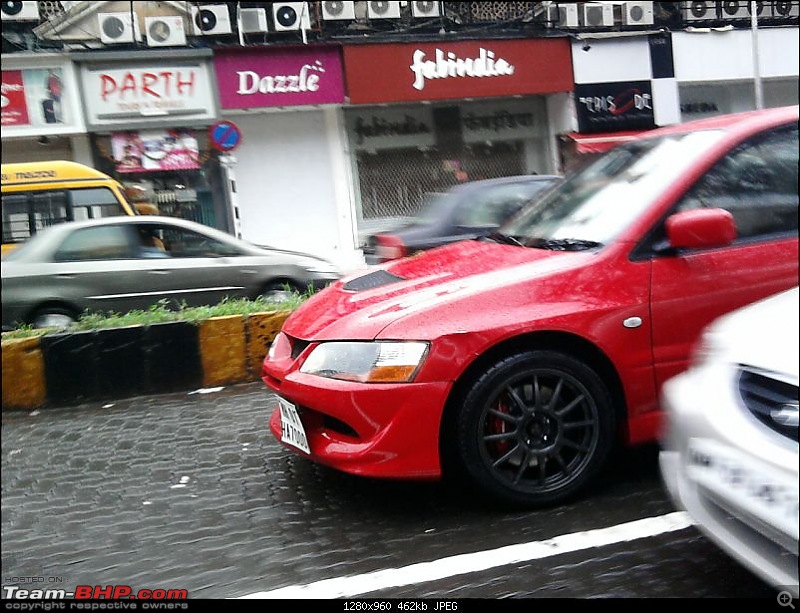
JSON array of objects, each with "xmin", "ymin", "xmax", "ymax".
[{"xmin": 1, "ymin": 216, "xmax": 340, "ymax": 329}]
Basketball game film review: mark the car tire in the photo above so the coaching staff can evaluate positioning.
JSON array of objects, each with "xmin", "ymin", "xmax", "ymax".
[
  {"xmin": 259, "ymin": 280, "xmax": 304, "ymax": 304},
  {"xmin": 451, "ymin": 350, "xmax": 615, "ymax": 508},
  {"xmin": 31, "ymin": 306, "xmax": 77, "ymax": 330}
]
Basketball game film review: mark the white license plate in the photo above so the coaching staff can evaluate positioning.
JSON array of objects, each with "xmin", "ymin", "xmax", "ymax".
[
  {"xmin": 278, "ymin": 397, "xmax": 310, "ymax": 455},
  {"xmin": 687, "ymin": 438, "xmax": 799, "ymax": 541}
]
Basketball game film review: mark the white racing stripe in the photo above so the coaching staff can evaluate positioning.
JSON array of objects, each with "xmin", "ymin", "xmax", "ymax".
[{"xmin": 238, "ymin": 511, "xmax": 693, "ymax": 599}]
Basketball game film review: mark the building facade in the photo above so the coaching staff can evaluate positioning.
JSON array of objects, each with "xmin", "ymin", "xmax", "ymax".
[{"xmin": 2, "ymin": 1, "xmax": 798, "ymax": 270}]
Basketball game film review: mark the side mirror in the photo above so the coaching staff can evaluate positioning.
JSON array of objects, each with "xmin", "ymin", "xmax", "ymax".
[{"xmin": 665, "ymin": 208, "xmax": 736, "ymax": 250}]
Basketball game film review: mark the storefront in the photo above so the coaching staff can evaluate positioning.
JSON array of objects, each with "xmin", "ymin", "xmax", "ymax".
[
  {"xmin": 1, "ymin": 53, "xmax": 89, "ymax": 165},
  {"xmin": 672, "ymin": 27, "xmax": 799, "ymax": 121},
  {"xmin": 212, "ymin": 45, "xmax": 359, "ymax": 270},
  {"xmin": 72, "ymin": 49, "xmax": 227, "ymax": 231},
  {"xmin": 341, "ymin": 38, "xmax": 573, "ymax": 233},
  {"xmin": 561, "ymin": 34, "xmax": 681, "ymax": 170}
]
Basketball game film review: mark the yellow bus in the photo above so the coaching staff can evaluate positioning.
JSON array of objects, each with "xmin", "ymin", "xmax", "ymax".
[{"xmin": 1, "ymin": 161, "xmax": 139, "ymax": 254}]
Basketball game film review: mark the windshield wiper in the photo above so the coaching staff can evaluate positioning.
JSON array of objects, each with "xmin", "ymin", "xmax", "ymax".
[
  {"xmin": 485, "ymin": 231, "xmax": 524, "ymax": 247},
  {"xmin": 526, "ymin": 238, "xmax": 603, "ymax": 251}
]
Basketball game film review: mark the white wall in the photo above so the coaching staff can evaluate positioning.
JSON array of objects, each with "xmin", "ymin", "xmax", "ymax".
[
  {"xmin": 229, "ymin": 109, "xmax": 363, "ymax": 272},
  {"xmin": 571, "ymin": 38, "xmax": 652, "ymax": 83},
  {"xmin": 673, "ymin": 27, "xmax": 800, "ymax": 82}
]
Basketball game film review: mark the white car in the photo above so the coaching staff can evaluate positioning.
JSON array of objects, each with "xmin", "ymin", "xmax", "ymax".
[{"xmin": 660, "ymin": 287, "xmax": 799, "ymax": 596}]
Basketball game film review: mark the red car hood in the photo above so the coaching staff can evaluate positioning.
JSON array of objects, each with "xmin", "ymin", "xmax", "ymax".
[{"xmin": 282, "ymin": 240, "xmax": 595, "ymax": 340}]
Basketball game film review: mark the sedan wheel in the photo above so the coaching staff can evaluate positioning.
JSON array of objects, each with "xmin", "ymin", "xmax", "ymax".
[
  {"xmin": 32, "ymin": 308, "xmax": 76, "ymax": 330},
  {"xmin": 452, "ymin": 350, "xmax": 615, "ymax": 508},
  {"xmin": 260, "ymin": 281, "xmax": 303, "ymax": 304}
]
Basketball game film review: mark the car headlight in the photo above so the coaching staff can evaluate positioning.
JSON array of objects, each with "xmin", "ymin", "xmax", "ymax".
[{"xmin": 300, "ymin": 341, "xmax": 429, "ymax": 383}]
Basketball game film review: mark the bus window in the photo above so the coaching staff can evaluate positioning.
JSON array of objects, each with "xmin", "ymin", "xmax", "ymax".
[
  {"xmin": 1, "ymin": 193, "xmax": 31, "ymax": 244},
  {"xmin": 32, "ymin": 191, "xmax": 69, "ymax": 233},
  {"xmin": 71, "ymin": 187, "xmax": 129, "ymax": 221}
]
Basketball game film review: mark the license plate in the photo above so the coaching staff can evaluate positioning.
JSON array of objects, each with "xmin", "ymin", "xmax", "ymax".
[
  {"xmin": 278, "ymin": 397, "xmax": 310, "ymax": 454},
  {"xmin": 687, "ymin": 438, "xmax": 799, "ymax": 542}
]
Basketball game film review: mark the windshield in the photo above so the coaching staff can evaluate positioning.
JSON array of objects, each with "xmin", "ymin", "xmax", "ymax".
[{"xmin": 499, "ymin": 130, "xmax": 728, "ymax": 249}]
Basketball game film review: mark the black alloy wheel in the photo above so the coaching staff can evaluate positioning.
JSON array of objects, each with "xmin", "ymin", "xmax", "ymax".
[{"xmin": 453, "ymin": 350, "xmax": 615, "ymax": 507}]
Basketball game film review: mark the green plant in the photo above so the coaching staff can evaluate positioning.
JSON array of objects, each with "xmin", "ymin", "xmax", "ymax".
[{"xmin": 1, "ymin": 292, "xmax": 310, "ymax": 340}]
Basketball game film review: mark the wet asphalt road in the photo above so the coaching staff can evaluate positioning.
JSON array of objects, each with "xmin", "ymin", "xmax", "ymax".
[{"xmin": 1, "ymin": 382, "xmax": 782, "ymax": 601}]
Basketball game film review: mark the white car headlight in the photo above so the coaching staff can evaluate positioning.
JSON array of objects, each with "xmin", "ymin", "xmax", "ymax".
[{"xmin": 300, "ymin": 341, "xmax": 429, "ymax": 383}]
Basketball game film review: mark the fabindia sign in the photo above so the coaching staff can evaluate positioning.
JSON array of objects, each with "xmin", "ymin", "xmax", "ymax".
[
  {"xmin": 344, "ymin": 39, "xmax": 572, "ymax": 104},
  {"xmin": 79, "ymin": 61, "xmax": 216, "ymax": 128},
  {"xmin": 214, "ymin": 47, "xmax": 345, "ymax": 109}
]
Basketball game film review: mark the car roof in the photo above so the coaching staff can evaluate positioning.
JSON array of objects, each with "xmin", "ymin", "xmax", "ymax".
[
  {"xmin": 643, "ymin": 105, "xmax": 799, "ymax": 139},
  {"xmin": 30, "ymin": 215, "xmax": 228, "ymax": 240},
  {"xmin": 448, "ymin": 174, "xmax": 561, "ymax": 194}
]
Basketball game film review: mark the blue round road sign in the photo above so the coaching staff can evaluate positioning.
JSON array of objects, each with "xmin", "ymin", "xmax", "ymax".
[{"xmin": 209, "ymin": 121, "xmax": 242, "ymax": 152}]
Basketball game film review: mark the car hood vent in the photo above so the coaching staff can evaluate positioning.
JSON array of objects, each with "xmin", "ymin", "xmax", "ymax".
[{"xmin": 343, "ymin": 269, "xmax": 406, "ymax": 292}]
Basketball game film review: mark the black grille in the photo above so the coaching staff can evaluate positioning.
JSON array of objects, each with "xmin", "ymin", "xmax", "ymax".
[
  {"xmin": 343, "ymin": 269, "xmax": 406, "ymax": 292},
  {"xmin": 738, "ymin": 367, "xmax": 799, "ymax": 441}
]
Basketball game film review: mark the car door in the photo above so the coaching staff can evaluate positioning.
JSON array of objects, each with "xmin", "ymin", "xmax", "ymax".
[
  {"xmin": 150, "ymin": 223, "xmax": 254, "ymax": 306},
  {"xmin": 647, "ymin": 123, "xmax": 799, "ymax": 390},
  {"xmin": 47, "ymin": 223, "xmax": 164, "ymax": 314}
]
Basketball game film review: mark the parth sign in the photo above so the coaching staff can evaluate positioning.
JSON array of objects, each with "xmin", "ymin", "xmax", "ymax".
[
  {"xmin": 344, "ymin": 39, "xmax": 572, "ymax": 104},
  {"xmin": 79, "ymin": 61, "xmax": 216, "ymax": 128}
]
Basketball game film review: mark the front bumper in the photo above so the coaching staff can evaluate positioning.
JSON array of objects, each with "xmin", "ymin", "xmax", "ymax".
[
  {"xmin": 264, "ymin": 368, "xmax": 451, "ymax": 480},
  {"xmin": 659, "ymin": 367, "xmax": 799, "ymax": 595}
]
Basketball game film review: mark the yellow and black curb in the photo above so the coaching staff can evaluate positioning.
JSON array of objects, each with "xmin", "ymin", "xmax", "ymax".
[{"xmin": 1, "ymin": 310, "xmax": 291, "ymax": 411}]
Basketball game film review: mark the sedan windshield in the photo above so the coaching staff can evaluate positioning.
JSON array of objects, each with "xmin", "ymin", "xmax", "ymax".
[{"xmin": 499, "ymin": 130, "xmax": 727, "ymax": 249}]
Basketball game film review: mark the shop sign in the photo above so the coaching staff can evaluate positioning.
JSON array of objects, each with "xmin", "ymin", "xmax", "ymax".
[
  {"xmin": 346, "ymin": 107, "xmax": 435, "ymax": 152},
  {"xmin": 80, "ymin": 62, "xmax": 216, "ymax": 127},
  {"xmin": 111, "ymin": 129, "xmax": 200, "ymax": 173},
  {"xmin": 574, "ymin": 81, "xmax": 656, "ymax": 133},
  {"xmin": 214, "ymin": 48, "xmax": 345, "ymax": 109},
  {"xmin": 2, "ymin": 68, "xmax": 72, "ymax": 128},
  {"xmin": 461, "ymin": 100, "xmax": 542, "ymax": 144},
  {"xmin": 344, "ymin": 39, "xmax": 572, "ymax": 104}
]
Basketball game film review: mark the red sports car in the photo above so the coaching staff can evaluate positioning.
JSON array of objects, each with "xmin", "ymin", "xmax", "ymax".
[{"xmin": 263, "ymin": 106, "xmax": 799, "ymax": 507}]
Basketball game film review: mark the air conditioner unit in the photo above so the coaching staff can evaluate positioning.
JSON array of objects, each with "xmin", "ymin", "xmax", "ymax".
[
  {"xmin": 546, "ymin": 3, "xmax": 580, "ymax": 28},
  {"xmin": 98, "ymin": 12, "xmax": 140, "ymax": 44},
  {"xmin": 770, "ymin": 1, "xmax": 799, "ymax": 18},
  {"xmin": 368, "ymin": 1, "xmax": 402, "ymax": 19},
  {"xmin": 322, "ymin": 1, "xmax": 356, "ymax": 20},
  {"xmin": 144, "ymin": 16, "xmax": 186, "ymax": 47},
  {"xmin": 718, "ymin": 0, "xmax": 751, "ymax": 19},
  {"xmin": 240, "ymin": 7, "xmax": 268, "ymax": 33},
  {"xmin": 411, "ymin": 1, "xmax": 441, "ymax": 18},
  {"xmin": 272, "ymin": 2, "xmax": 311, "ymax": 31},
  {"xmin": 582, "ymin": 2, "xmax": 616, "ymax": 27},
  {"xmin": 1, "ymin": 1, "xmax": 40, "ymax": 21},
  {"xmin": 190, "ymin": 4, "xmax": 232, "ymax": 35},
  {"xmin": 683, "ymin": 1, "xmax": 719, "ymax": 21},
  {"xmin": 623, "ymin": 1, "xmax": 655, "ymax": 25}
]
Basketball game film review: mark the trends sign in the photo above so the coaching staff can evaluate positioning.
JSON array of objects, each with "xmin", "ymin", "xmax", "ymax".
[{"xmin": 574, "ymin": 81, "xmax": 656, "ymax": 133}]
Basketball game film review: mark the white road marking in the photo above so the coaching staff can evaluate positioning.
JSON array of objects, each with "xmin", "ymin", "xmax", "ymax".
[{"xmin": 238, "ymin": 511, "xmax": 694, "ymax": 599}]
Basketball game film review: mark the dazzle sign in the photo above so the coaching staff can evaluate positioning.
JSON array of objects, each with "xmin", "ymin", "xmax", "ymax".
[{"xmin": 214, "ymin": 47, "xmax": 345, "ymax": 109}]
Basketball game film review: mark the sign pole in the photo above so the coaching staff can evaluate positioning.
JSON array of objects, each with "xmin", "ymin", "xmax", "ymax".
[
  {"xmin": 218, "ymin": 153, "xmax": 242, "ymax": 239},
  {"xmin": 750, "ymin": 1, "xmax": 763, "ymax": 110}
]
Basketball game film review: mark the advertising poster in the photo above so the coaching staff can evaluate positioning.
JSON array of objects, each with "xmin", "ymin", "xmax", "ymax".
[
  {"xmin": 1, "ymin": 68, "xmax": 67, "ymax": 127},
  {"xmin": 112, "ymin": 129, "xmax": 200, "ymax": 173}
]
